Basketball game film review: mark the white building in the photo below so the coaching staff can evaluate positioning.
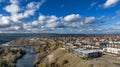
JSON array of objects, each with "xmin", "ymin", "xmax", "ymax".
[
  {"xmin": 103, "ymin": 47, "xmax": 120, "ymax": 55},
  {"xmin": 73, "ymin": 48, "xmax": 102, "ymax": 58}
]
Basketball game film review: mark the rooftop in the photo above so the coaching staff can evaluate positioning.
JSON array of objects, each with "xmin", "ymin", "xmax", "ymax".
[{"xmin": 74, "ymin": 48, "xmax": 100, "ymax": 54}]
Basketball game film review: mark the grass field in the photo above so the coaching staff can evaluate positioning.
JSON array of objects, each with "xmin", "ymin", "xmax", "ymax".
[{"xmin": 42, "ymin": 48, "xmax": 119, "ymax": 67}]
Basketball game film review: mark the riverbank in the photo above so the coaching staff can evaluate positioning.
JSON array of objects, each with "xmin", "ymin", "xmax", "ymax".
[
  {"xmin": 33, "ymin": 40, "xmax": 65, "ymax": 67},
  {"xmin": 0, "ymin": 47, "xmax": 26, "ymax": 67},
  {"xmin": 16, "ymin": 48, "xmax": 37, "ymax": 67}
]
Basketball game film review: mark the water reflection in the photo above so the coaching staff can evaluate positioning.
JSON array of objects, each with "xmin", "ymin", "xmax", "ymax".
[{"xmin": 16, "ymin": 48, "xmax": 37, "ymax": 67}]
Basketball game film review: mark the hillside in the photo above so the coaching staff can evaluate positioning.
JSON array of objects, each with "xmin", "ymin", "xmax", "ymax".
[{"xmin": 39, "ymin": 48, "xmax": 119, "ymax": 67}]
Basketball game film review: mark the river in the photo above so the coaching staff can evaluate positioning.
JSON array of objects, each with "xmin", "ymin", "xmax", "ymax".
[{"xmin": 16, "ymin": 48, "xmax": 37, "ymax": 67}]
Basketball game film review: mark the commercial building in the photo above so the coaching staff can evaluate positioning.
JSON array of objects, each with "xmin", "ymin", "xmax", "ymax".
[{"xmin": 73, "ymin": 48, "xmax": 102, "ymax": 58}]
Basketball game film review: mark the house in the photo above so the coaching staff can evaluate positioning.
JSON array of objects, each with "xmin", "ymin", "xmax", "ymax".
[
  {"xmin": 81, "ymin": 40, "xmax": 93, "ymax": 45},
  {"xmin": 95, "ymin": 41, "xmax": 100, "ymax": 46},
  {"xmin": 100, "ymin": 42, "xmax": 109, "ymax": 47},
  {"xmin": 114, "ymin": 41, "xmax": 120, "ymax": 44},
  {"xmin": 114, "ymin": 41, "xmax": 120, "ymax": 47},
  {"xmin": 66, "ymin": 43, "xmax": 73, "ymax": 46},
  {"xmin": 103, "ymin": 47, "xmax": 120, "ymax": 56}
]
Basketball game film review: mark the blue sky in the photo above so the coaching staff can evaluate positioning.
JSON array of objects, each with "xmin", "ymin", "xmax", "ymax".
[{"xmin": 0, "ymin": 0, "xmax": 120, "ymax": 34}]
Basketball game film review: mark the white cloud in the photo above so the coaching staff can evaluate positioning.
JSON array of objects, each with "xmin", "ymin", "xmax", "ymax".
[
  {"xmin": 46, "ymin": 22, "xmax": 57, "ymax": 28},
  {"xmin": 84, "ymin": 17, "xmax": 96, "ymax": 23},
  {"xmin": 4, "ymin": 0, "xmax": 45, "ymax": 23},
  {"xmin": 103, "ymin": 0, "xmax": 119, "ymax": 8},
  {"xmin": 4, "ymin": 1, "xmax": 20, "ymax": 14},
  {"xmin": 9, "ymin": 0, "xmax": 44, "ymax": 21},
  {"xmin": 10, "ymin": 25, "xmax": 21, "ymax": 30},
  {"xmin": 0, "ymin": 0, "xmax": 114, "ymax": 35},
  {"xmin": 0, "ymin": 0, "xmax": 111, "ymax": 34},
  {"xmin": 2, "ymin": 0, "xmax": 103, "ymax": 33},
  {"xmin": 28, "ymin": 14, "xmax": 100, "ymax": 31},
  {"xmin": 28, "ymin": 15, "xmax": 58, "ymax": 28},
  {"xmin": 0, "ymin": 16, "xmax": 10, "ymax": 26},
  {"xmin": 0, "ymin": 0, "xmax": 46, "ymax": 33},
  {"xmin": 10, "ymin": 13, "xmax": 23, "ymax": 22},
  {"xmin": 23, "ymin": 2, "xmax": 39, "ymax": 17},
  {"xmin": 64, "ymin": 14, "xmax": 81, "ymax": 22},
  {"xmin": 0, "ymin": 13, "xmax": 105, "ymax": 33},
  {"xmin": 23, "ymin": 0, "xmax": 45, "ymax": 18},
  {"xmin": 23, "ymin": 10, "xmax": 35, "ymax": 17},
  {"xmin": 46, "ymin": 16, "xmax": 58, "ymax": 28},
  {"xmin": 46, "ymin": 15, "xmax": 58, "ymax": 23},
  {"xmin": 26, "ymin": 2, "xmax": 39, "ymax": 10},
  {"xmin": 32, "ymin": 21, "xmax": 39, "ymax": 26},
  {"xmin": 38, "ymin": 15, "xmax": 46, "ymax": 21}
]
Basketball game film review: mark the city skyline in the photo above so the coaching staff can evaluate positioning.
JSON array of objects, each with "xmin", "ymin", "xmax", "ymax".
[{"xmin": 0, "ymin": 0, "xmax": 120, "ymax": 34}]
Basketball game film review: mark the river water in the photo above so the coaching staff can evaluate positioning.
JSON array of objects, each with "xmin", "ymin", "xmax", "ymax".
[{"xmin": 16, "ymin": 48, "xmax": 37, "ymax": 67}]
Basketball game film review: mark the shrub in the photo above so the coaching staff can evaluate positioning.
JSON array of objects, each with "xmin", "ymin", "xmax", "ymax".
[
  {"xmin": 88, "ymin": 64, "xmax": 94, "ymax": 67},
  {"xmin": 62, "ymin": 60, "xmax": 68, "ymax": 65},
  {"xmin": 50, "ymin": 62, "xmax": 60, "ymax": 67},
  {"xmin": 39, "ymin": 63, "xmax": 47, "ymax": 67}
]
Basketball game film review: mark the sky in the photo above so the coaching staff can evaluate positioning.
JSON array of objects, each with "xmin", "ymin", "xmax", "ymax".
[{"xmin": 0, "ymin": 0, "xmax": 120, "ymax": 34}]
